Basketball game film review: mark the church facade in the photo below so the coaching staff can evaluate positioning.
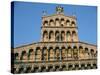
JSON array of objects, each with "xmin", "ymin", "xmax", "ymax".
[{"xmin": 11, "ymin": 6, "xmax": 97, "ymax": 74}]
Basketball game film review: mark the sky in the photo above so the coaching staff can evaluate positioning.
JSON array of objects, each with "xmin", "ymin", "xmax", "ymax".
[{"xmin": 12, "ymin": 1, "xmax": 97, "ymax": 47}]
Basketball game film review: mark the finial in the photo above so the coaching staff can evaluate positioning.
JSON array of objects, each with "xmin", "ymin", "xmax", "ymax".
[{"xmin": 56, "ymin": 6, "xmax": 64, "ymax": 14}]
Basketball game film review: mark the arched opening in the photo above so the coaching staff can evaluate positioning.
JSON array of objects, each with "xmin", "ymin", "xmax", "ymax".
[
  {"xmin": 55, "ymin": 65, "xmax": 60, "ymax": 71},
  {"xmin": 55, "ymin": 31, "xmax": 60, "ymax": 42},
  {"xmin": 43, "ymin": 20, "xmax": 48, "ymax": 26},
  {"xmin": 72, "ymin": 31, "xmax": 77, "ymax": 42},
  {"xmin": 25, "ymin": 66, "xmax": 31, "ymax": 73},
  {"xmin": 49, "ymin": 47, "xmax": 54, "ymax": 61},
  {"xmin": 67, "ymin": 46, "xmax": 72, "ymax": 58},
  {"xmin": 55, "ymin": 18, "xmax": 60, "ymax": 26},
  {"xmin": 66, "ymin": 31, "xmax": 71, "ymax": 42},
  {"xmin": 41, "ymin": 66, "xmax": 46, "ymax": 72},
  {"xmin": 33, "ymin": 66, "xmax": 39, "ymax": 72},
  {"xmin": 93, "ymin": 63, "xmax": 97, "ymax": 69},
  {"xmin": 81, "ymin": 64, "xmax": 85, "ymax": 69},
  {"xmin": 74, "ymin": 64, "xmax": 79, "ymax": 70},
  {"xmin": 28, "ymin": 49, "xmax": 34, "ymax": 60},
  {"xmin": 79, "ymin": 46, "xmax": 83, "ymax": 53},
  {"xmin": 14, "ymin": 53, "xmax": 19, "ymax": 60},
  {"xmin": 61, "ymin": 31, "xmax": 65, "ymax": 41},
  {"xmin": 73, "ymin": 46, "xmax": 78, "ymax": 60},
  {"xmin": 79, "ymin": 46, "xmax": 84, "ymax": 59},
  {"xmin": 61, "ymin": 18, "xmax": 65, "ymax": 26},
  {"xmin": 49, "ymin": 31, "xmax": 54, "ymax": 41},
  {"xmin": 50, "ymin": 19, "xmax": 55, "ymax": 26},
  {"xmin": 68, "ymin": 64, "xmax": 73, "ymax": 70},
  {"xmin": 87, "ymin": 64, "xmax": 91, "ymax": 69},
  {"xmin": 90, "ymin": 49, "xmax": 94, "ymax": 57},
  {"xmin": 48, "ymin": 65, "xmax": 53, "ymax": 71},
  {"xmin": 55, "ymin": 47, "xmax": 60, "ymax": 61},
  {"xmin": 66, "ymin": 20, "xmax": 70, "ymax": 26},
  {"xmin": 85, "ymin": 48, "xmax": 89, "ymax": 53},
  {"xmin": 43, "ymin": 31, "xmax": 48, "ymax": 42},
  {"xmin": 62, "ymin": 65, "xmax": 66, "ymax": 70},
  {"xmin": 42, "ymin": 47, "xmax": 48, "ymax": 61},
  {"xmin": 85, "ymin": 48, "xmax": 89, "ymax": 58},
  {"xmin": 35, "ymin": 47, "xmax": 41, "ymax": 61},
  {"xmin": 71, "ymin": 21, "xmax": 75, "ymax": 26},
  {"xmin": 61, "ymin": 47, "xmax": 66, "ymax": 60},
  {"xmin": 20, "ymin": 51, "xmax": 27, "ymax": 60}
]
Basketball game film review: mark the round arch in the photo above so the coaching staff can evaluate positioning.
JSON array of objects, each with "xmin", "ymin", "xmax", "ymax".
[
  {"xmin": 43, "ymin": 30, "xmax": 48, "ymax": 42},
  {"xmin": 61, "ymin": 31, "xmax": 65, "ymax": 41},
  {"xmin": 66, "ymin": 31, "xmax": 71, "ymax": 42},
  {"xmin": 49, "ymin": 47, "xmax": 54, "ymax": 61},
  {"xmin": 43, "ymin": 20, "xmax": 48, "ymax": 26},
  {"xmin": 28, "ymin": 49, "xmax": 34, "ymax": 60},
  {"xmin": 61, "ymin": 18, "xmax": 65, "ymax": 26},
  {"xmin": 66, "ymin": 19, "xmax": 70, "ymax": 26},
  {"xmin": 55, "ymin": 18, "xmax": 60, "ymax": 26},
  {"xmin": 21, "ymin": 51, "xmax": 27, "ymax": 60},
  {"xmin": 49, "ymin": 19, "xmax": 55, "ymax": 26}
]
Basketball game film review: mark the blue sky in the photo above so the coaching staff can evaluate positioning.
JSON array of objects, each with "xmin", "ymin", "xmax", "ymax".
[{"xmin": 12, "ymin": 1, "xmax": 97, "ymax": 47}]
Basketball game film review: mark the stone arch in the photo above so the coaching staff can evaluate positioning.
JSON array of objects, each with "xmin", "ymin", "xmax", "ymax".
[
  {"xmin": 86, "ymin": 63, "xmax": 92, "ymax": 69},
  {"xmin": 92, "ymin": 63, "xmax": 97, "ymax": 69},
  {"xmin": 33, "ymin": 66, "xmax": 39, "ymax": 72},
  {"xmin": 79, "ymin": 46, "xmax": 83, "ymax": 53},
  {"xmin": 49, "ymin": 19, "xmax": 55, "ymax": 26},
  {"xmin": 80, "ymin": 63, "xmax": 85, "ymax": 69},
  {"xmin": 72, "ymin": 31, "xmax": 77, "ymax": 42},
  {"xmin": 79, "ymin": 46, "xmax": 84, "ymax": 59},
  {"xmin": 41, "ymin": 65, "xmax": 46, "ymax": 72},
  {"xmin": 55, "ymin": 64, "xmax": 60, "ymax": 71},
  {"xmin": 90, "ymin": 49, "xmax": 94, "ymax": 57},
  {"xmin": 61, "ymin": 18, "xmax": 65, "ymax": 26},
  {"xmin": 43, "ymin": 20, "xmax": 48, "ymax": 26},
  {"xmin": 66, "ymin": 31, "xmax": 71, "ymax": 42},
  {"xmin": 61, "ymin": 46, "xmax": 66, "ymax": 60},
  {"xmin": 25, "ymin": 66, "xmax": 32, "ymax": 73},
  {"xmin": 66, "ymin": 19, "xmax": 70, "ymax": 26},
  {"xmin": 73, "ymin": 46, "xmax": 78, "ymax": 59},
  {"xmin": 55, "ymin": 18, "xmax": 60, "ymax": 26},
  {"xmin": 42, "ymin": 47, "xmax": 48, "ymax": 61},
  {"xmin": 35, "ymin": 47, "xmax": 41, "ymax": 61},
  {"xmin": 85, "ymin": 47, "xmax": 89, "ymax": 53},
  {"xmin": 55, "ymin": 31, "xmax": 60, "ymax": 42},
  {"xmin": 49, "ymin": 47, "xmax": 54, "ymax": 61},
  {"xmin": 62, "ymin": 64, "xmax": 66, "ymax": 70},
  {"xmin": 71, "ymin": 21, "xmax": 75, "ymax": 26},
  {"xmin": 28, "ymin": 49, "xmax": 34, "ymax": 60},
  {"xmin": 74, "ymin": 64, "xmax": 79, "ymax": 70},
  {"xmin": 43, "ymin": 30, "xmax": 48, "ymax": 42},
  {"xmin": 20, "ymin": 51, "xmax": 27, "ymax": 60},
  {"xmin": 68, "ymin": 64, "xmax": 73, "ymax": 70},
  {"xmin": 67, "ymin": 46, "xmax": 72, "ymax": 58},
  {"xmin": 49, "ymin": 30, "xmax": 54, "ymax": 41},
  {"xmin": 55, "ymin": 47, "xmax": 60, "ymax": 60},
  {"xmin": 48, "ymin": 65, "xmax": 53, "ymax": 71},
  {"xmin": 61, "ymin": 31, "xmax": 65, "ymax": 41},
  {"xmin": 84, "ymin": 47, "xmax": 89, "ymax": 59}
]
